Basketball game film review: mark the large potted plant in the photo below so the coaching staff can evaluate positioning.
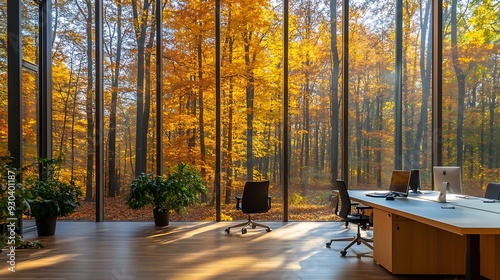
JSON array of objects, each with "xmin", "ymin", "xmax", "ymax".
[
  {"xmin": 26, "ymin": 158, "xmax": 83, "ymax": 236},
  {"xmin": 126, "ymin": 163, "xmax": 206, "ymax": 226}
]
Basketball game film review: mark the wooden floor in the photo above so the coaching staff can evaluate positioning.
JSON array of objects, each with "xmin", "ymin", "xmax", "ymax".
[{"xmin": 0, "ymin": 221, "xmax": 464, "ymax": 280}]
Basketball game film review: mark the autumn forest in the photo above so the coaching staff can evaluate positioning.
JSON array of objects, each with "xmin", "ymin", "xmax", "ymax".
[{"xmin": 1, "ymin": 0, "xmax": 499, "ymax": 221}]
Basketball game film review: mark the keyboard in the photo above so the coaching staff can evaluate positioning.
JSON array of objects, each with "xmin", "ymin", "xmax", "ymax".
[
  {"xmin": 365, "ymin": 191, "xmax": 390, "ymax": 198},
  {"xmin": 366, "ymin": 191, "xmax": 407, "ymax": 198}
]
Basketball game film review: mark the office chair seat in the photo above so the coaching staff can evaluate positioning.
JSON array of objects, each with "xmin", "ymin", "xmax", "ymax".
[{"xmin": 225, "ymin": 181, "xmax": 272, "ymax": 234}]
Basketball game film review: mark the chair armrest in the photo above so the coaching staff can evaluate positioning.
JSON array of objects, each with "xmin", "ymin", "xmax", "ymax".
[
  {"xmin": 235, "ymin": 196, "xmax": 242, "ymax": 210},
  {"xmin": 268, "ymin": 196, "xmax": 272, "ymax": 210},
  {"xmin": 356, "ymin": 204, "xmax": 373, "ymax": 214}
]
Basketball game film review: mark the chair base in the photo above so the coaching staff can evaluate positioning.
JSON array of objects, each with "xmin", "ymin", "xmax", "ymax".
[
  {"xmin": 325, "ymin": 223, "xmax": 373, "ymax": 256},
  {"xmin": 225, "ymin": 216, "xmax": 272, "ymax": 234}
]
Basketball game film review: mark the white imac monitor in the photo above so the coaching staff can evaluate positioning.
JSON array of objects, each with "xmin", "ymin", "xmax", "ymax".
[{"xmin": 433, "ymin": 166, "xmax": 462, "ymax": 202}]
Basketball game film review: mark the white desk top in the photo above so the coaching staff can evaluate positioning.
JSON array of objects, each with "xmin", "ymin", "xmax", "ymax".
[
  {"xmin": 348, "ymin": 190, "xmax": 500, "ymax": 235},
  {"xmin": 409, "ymin": 191, "xmax": 500, "ymax": 214}
]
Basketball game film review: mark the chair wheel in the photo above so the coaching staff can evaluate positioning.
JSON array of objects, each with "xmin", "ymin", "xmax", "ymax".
[
  {"xmin": 252, "ymin": 224, "xmax": 257, "ymax": 229},
  {"xmin": 241, "ymin": 228, "xmax": 247, "ymax": 234},
  {"xmin": 225, "ymin": 228, "xmax": 230, "ymax": 234},
  {"xmin": 266, "ymin": 228, "xmax": 272, "ymax": 232},
  {"xmin": 325, "ymin": 242, "xmax": 331, "ymax": 248},
  {"xmin": 340, "ymin": 250, "xmax": 347, "ymax": 256}
]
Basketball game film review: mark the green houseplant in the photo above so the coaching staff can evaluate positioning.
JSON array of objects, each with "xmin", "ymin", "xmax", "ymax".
[
  {"xmin": 26, "ymin": 157, "xmax": 83, "ymax": 236},
  {"xmin": 126, "ymin": 163, "xmax": 206, "ymax": 226}
]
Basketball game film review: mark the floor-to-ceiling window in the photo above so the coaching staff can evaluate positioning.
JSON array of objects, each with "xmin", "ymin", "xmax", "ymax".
[
  {"xmin": 219, "ymin": 0, "xmax": 284, "ymax": 221},
  {"xmin": 347, "ymin": 1, "xmax": 397, "ymax": 189},
  {"xmin": 100, "ymin": 0, "xmax": 161, "ymax": 216},
  {"xmin": 7, "ymin": 0, "xmax": 498, "ymax": 222},
  {"xmin": 402, "ymin": 0, "xmax": 433, "ymax": 189},
  {"xmin": 162, "ymin": 0, "xmax": 217, "ymax": 219},
  {"xmin": 287, "ymin": 0, "xmax": 343, "ymax": 219},
  {"xmin": 442, "ymin": 0, "xmax": 500, "ymax": 196},
  {"xmin": 47, "ymin": 0, "xmax": 96, "ymax": 218}
]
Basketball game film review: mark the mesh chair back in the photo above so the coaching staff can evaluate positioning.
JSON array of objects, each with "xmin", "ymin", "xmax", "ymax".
[
  {"xmin": 485, "ymin": 182, "xmax": 500, "ymax": 200},
  {"xmin": 241, "ymin": 181, "xmax": 270, "ymax": 214},
  {"xmin": 336, "ymin": 179, "xmax": 352, "ymax": 220}
]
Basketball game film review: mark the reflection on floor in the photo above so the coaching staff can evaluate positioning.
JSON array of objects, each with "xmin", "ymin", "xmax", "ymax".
[{"xmin": 0, "ymin": 221, "xmax": 463, "ymax": 280}]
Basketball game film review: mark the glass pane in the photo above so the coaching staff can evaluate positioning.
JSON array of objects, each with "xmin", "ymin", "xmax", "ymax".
[
  {"xmin": 97, "ymin": 0, "xmax": 160, "ymax": 218},
  {"xmin": 22, "ymin": 1, "xmax": 38, "ymax": 65},
  {"xmin": 219, "ymin": 0, "xmax": 283, "ymax": 221},
  {"xmin": 162, "ymin": 0, "xmax": 216, "ymax": 221},
  {"xmin": 288, "ymin": 0, "xmax": 343, "ymax": 220},
  {"xmin": 21, "ymin": 1, "xmax": 39, "ymax": 175},
  {"xmin": 50, "ymin": 0, "xmax": 95, "ymax": 219},
  {"xmin": 348, "ymin": 1, "xmax": 396, "ymax": 189},
  {"xmin": 402, "ymin": 0, "xmax": 433, "ymax": 190},
  {"xmin": 21, "ymin": 69, "xmax": 38, "ymax": 177},
  {"xmin": 442, "ymin": 0, "xmax": 500, "ymax": 196}
]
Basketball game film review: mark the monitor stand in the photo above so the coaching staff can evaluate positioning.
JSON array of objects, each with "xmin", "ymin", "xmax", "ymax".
[{"xmin": 438, "ymin": 181, "xmax": 449, "ymax": 203}]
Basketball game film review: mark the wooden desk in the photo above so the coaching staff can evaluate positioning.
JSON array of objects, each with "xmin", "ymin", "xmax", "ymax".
[{"xmin": 348, "ymin": 191, "xmax": 500, "ymax": 280}]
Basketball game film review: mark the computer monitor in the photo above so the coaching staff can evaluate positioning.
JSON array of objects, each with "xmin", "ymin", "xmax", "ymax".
[
  {"xmin": 433, "ymin": 166, "xmax": 462, "ymax": 202},
  {"xmin": 409, "ymin": 169, "xmax": 421, "ymax": 193},
  {"xmin": 389, "ymin": 170, "xmax": 411, "ymax": 196}
]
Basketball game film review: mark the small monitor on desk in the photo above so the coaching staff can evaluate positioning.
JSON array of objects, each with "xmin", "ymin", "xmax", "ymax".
[
  {"xmin": 409, "ymin": 169, "xmax": 421, "ymax": 193},
  {"xmin": 433, "ymin": 166, "xmax": 462, "ymax": 202}
]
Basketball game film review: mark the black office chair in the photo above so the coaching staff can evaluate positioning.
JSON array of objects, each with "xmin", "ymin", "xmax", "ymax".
[
  {"xmin": 326, "ymin": 179, "xmax": 373, "ymax": 256},
  {"xmin": 485, "ymin": 182, "xmax": 500, "ymax": 199},
  {"xmin": 225, "ymin": 181, "xmax": 272, "ymax": 234}
]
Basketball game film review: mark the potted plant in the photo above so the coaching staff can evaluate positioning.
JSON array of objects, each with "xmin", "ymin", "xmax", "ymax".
[
  {"xmin": 26, "ymin": 157, "xmax": 83, "ymax": 236},
  {"xmin": 126, "ymin": 163, "xmax": 206, "ymax": 226}
]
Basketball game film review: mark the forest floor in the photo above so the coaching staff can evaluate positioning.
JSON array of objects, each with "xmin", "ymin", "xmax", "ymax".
[{"xmin": 58, "ymin": 197, "xmax": 340, "ymax": 222}]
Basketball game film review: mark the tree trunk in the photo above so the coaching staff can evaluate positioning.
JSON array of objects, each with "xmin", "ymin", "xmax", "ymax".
[
  {"xmin": 375, "ymin": 95, "xmax": 382, "ymax": 188},
  {"xmin": 488, "ymin": 66, "xmax": 497, "ymax": 168},
  {"xmin": 70, "ymin": 60, "xmax": 83, "ymax": 177},
  {"xmin": 355, "ymin": 77, "xmax": 362, "ymax": 185},
  {"xmin": 302, "ymin": 85, "xmax": 310, "ymax": 195},
  {"xmin": 58, "ymin": 53, "xmax": 73, "ymax": 158},
  {"xmin": 143, "ymin": 13, "xmax": 155, "ymax": 173},
  {"xmin": 197, "ymin": 33, "xmax": 208, "ymax": 202},
  {"xmin": 244, "ymin": 31, "xmax": 254, "ymax": 182},
  {"xmin": 83, "ymin": 0, "xmax": 94, "ymax": 201},
  {"xmin": 451, "ymin": 0, "xmax": 466, "ymax": 167},
  {"xmin": 414, "ymin": 0, "xmax": 432, "ymax": 169},
  {"xmin": 132, "ymin": 0, "xmax": 152, "ymax": 177},
  {"xmin": 107, "ymin": 0, "xmax": 123, "ymax": 197},
  {"xmin": 197, "ymin": 35, "xmax": 206, "ymax": 172},
  {"xmin": 224, "ymin": 33, "xmax": 235, "ymax": 204}
]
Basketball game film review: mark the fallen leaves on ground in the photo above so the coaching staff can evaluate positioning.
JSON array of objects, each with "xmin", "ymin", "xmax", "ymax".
[{"xmin": 58, "ymin": 197, "xmax": 341, "ymax": 222}]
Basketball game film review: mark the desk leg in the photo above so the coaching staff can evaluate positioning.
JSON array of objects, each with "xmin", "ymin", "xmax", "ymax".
[{"xmin": 466, "ymin": 234, "xmax": 485, "ymax": 280}]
